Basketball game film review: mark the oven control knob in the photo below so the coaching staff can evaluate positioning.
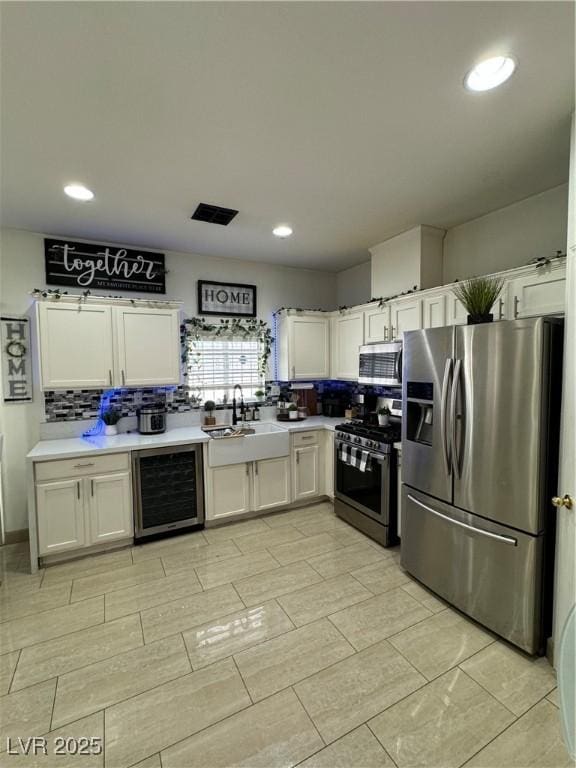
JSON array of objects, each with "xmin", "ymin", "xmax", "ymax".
[{"xmin": 354, "ymin": 437, "xmax": 361, "ymax": 444}]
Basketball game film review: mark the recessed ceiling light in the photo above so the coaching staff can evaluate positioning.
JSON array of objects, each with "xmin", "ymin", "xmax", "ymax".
[
  {"xmin": 273, "ymin": 225, "xmax": 293, "ymax": 238},
  {"xmin": 64, "ymin": 183, "xmax": 95, "ymax": 201},
  {"xmin": 464, "ymin": 56, "xmax": 516, "ymax": 92}
]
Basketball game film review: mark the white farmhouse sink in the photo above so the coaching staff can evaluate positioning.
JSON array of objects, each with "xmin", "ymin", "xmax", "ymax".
[{"xmin": 207, "ymin": 422, "xmax": 289, "ymax": 467}]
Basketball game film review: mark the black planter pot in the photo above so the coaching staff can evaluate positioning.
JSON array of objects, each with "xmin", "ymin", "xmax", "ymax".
[{"xmin": 467, "ymin": 313, "xmax": 494, "ymax": 325}]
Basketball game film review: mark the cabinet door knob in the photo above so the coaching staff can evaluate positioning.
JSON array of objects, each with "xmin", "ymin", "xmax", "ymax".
[{"xmin": 552, "ymin": 494, "xmax": 573, "ymax": 510}]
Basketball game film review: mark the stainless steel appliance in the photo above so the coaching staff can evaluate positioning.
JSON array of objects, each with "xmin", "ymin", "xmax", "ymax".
[
  {"xmin": 359, "ymin": 341, "xmax": 402, "ymax": 386},
  {"xmin": 401, "ymin": 317, "xmax": 563, "ymax": 654},
  {"xmin": 334, "ymin": 398, "xmax": 402, "ymax": 546},
  {"xmin": 137, "ymin": 404, "xmax": 166, "ymax": 434},
  {"xmin": 132, "ymin": 444, "xmax": 204, "ymax": 539}
]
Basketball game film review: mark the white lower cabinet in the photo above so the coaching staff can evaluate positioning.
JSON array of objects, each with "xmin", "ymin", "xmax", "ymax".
[
  {"xmin": 36, "ymin": 479, "xmax": 85, "ymax": 555},
  {"xmin": 35, "ymin": 454, "xmax": 133, "ymax": 557},
  {"xmin": 88, "ymin": 473, "xmax": 132, "ymax": 544},
  {"xmin": 253, "ymin": 457, "xmax": 291, "ymax": 511},
  {"xmin": 293, "ymin": 444, "xmax": 320, "ymax": 502},
  {"xmin": 208, "ymin": 463, "xmax": 252, "ymax": 520},
  {"xmin": 207, "ymin": 457, "xmax": 291, "ymax": 520}
]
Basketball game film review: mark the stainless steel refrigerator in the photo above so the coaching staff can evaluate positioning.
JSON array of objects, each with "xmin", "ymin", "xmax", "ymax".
[{"xmin": 401, "ymin": 317, "xmax": 563, "ymax": 654}]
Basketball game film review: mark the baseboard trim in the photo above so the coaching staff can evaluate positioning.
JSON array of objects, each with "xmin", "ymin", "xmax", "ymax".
[{"xmin": 3, "ymin": 529, "xmax": 29, "ymax": 545}]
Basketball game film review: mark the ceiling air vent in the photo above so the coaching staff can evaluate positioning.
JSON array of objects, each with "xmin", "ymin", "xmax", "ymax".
[{"xmin": 190, "ymin": 203, "xmax": 238, "ymax": 226}]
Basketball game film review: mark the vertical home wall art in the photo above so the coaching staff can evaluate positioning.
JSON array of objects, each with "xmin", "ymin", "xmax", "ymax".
[{"xmin": 1, "ymin": 316, "xmax": 33, "ymax": 402}]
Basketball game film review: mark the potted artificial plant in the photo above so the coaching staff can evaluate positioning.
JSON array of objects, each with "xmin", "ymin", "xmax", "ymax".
[
  {"xmin": 254, "ymin": 389, "xmax": 265, "ymax": 402},
  {"xmin": 203, "ymin": 400, "xmax": 216, "ymax": 426},
  {"xmin": 288, "ymin": 403, "xmax": 299, "ymax": 420},
  {"xmin": 101, "ymin": 406, "xmax": 120, "ymax": 436},
  {"xmin": 378, "ymin": 406, "xmax": 391, "ymax": 426},
  {"xmin": 452, "ymin": 276, "xmax": 504, "ymax": 325}
]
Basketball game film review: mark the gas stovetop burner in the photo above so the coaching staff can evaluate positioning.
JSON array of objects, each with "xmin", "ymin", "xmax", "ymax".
[{"xmin": 335, "ymin": 419, "xmax": 401, "ymax": 453}]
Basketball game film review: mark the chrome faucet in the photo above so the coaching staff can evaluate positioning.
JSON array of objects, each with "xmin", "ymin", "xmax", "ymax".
[{"xmin": 232, "ymin": 384, "xmax": 244, "ymax": 426}]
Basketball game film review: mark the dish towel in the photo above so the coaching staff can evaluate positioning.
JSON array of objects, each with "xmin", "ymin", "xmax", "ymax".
[{"xmin": 338, "ymin": 444, "xmax": 372, "ymax": 472}]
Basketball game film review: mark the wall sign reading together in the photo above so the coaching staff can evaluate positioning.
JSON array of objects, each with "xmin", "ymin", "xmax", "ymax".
[{"xmin": 44, "ymin": 238, "xmax": 166, "ymax": 294}]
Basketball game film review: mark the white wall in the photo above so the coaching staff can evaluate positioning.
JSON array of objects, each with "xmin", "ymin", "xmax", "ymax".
[
  {"xmin": 336, "ymin": 261, "xmax": 371, "ymax": 307},
  {"xmin": 0, "ymin": 228, "xmax": 337, "ymax": 533},
  {"xmin": 443, "ymin": 184, "xmax": 568, "ymax": 282}
]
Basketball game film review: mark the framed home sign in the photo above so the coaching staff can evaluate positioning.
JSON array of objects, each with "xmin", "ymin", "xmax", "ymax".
[
  {"xmin": 198, "ymin": 280, "xmax": 257, "ymax": 317},
  {"xmin": 44, "ymin": 238, "xmax": 166, "ymax": 294}
]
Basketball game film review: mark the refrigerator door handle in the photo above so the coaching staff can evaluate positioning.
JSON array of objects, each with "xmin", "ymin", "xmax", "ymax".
[
  {"xmin": 450, "ymin": 358, "xmax": 462, "ymax": 476},
  {"xmin": 407, "ymin": 494, "xmax": 518, "ymax": 546},
  {"xmin": 440, "ymin": 358, "xmax": 453, "ymax": 476}
]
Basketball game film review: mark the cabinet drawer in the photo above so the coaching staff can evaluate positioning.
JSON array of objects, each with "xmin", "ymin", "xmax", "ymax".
[
  {"xmin": 292, "ymin": 430, "xmax": 319, "ymax": 447},
  {"xmin": 35, "ymin": 452, "xmax": 130, "ymax": 482}
]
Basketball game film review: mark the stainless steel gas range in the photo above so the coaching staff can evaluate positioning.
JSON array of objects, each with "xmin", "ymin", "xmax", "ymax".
[{"xmin": 334, "ymin": 398, "xmax": 402, "ymax": 547}]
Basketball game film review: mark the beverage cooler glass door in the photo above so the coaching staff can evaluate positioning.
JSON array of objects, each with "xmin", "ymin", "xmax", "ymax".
[
  {"xmin": 335, "ymin": 443, "xmax": 389, "ymax": 525},
  {"xmin": 453, "ymin": 319, "xmax": 554, "ymax": 535},
  {"xmin": 402, "ymin": 326, "xmax": 454, "ymax": 504}
]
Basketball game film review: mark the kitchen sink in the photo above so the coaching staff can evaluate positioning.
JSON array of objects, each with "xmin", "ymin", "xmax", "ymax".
[{"xmin": 207, "ymin": 421, "xmax": 289, "ymax": 467}]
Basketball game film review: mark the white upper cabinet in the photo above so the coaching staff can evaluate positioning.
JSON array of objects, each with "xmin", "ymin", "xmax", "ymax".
[
  {"xmin": 273, "ymin": 260, "xmax": 566, "ymax": 385},
  {"xmin": 277, "ymin": 314, "xmax": 330, "ymax": 380},
  {"xmin": 38, "ymin": 303, "xmax": 115, "ymax": 389},
  {"xmin": 389, "ymin": 297, "xmax": 422, "ymax": 340},
  {"xmin": 115, "ymin": 307, "xmax": 180, "ymax": 387},
  {"xmin": 364, "ymin": 305, "xmax": 390, "ymax": 343},
  {"xmin": 332, "ymin": 311, "xmax": 364, "ymax": 380},
  {"xmin": 422, "ymin": 294, "xmax": 446, "ymax": 329},
  {"xmin": 445, "ymin": 293, "xmax": 468, "ymax": 326},
  {"xmin": 508, "ymin": 266, "xmax": 566, "ymax": 319},
  {"xmin": 36, "ymin": 299, "xmax": 181, "ymax": 390}
]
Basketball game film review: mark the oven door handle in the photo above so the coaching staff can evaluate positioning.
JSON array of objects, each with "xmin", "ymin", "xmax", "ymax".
[{"xmin": 336, "ymin": 442, "xmax": 385, "ymax": 465}]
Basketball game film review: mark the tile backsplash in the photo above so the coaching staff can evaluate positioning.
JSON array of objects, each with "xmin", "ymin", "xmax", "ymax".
[
  {"xmin": 43, "ymin": 386, "xmax": 192, "ymax": 423},
  {"xmin": 43, "ymin": 380, "xmax": 402, "ymax": 423}
]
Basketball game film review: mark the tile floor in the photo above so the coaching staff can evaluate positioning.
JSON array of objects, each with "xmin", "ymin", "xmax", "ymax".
[{"xmin": 0, "ymin": 501, "xmax": 571, "ymax": 768}]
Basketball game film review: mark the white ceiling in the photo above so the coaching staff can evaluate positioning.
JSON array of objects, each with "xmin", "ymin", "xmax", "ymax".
[{"xmin": 1, "ymin": 2, "xmax": 574, "ymax": 272}]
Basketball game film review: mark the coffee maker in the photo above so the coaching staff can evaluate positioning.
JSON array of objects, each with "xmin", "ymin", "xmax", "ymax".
[{"xmin": 353, "ymin": 392, "xmax": 377, "ymax": 419}]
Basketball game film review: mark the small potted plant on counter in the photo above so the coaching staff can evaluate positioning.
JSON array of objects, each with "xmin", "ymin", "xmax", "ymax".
[
  {"xmin": 254, "ymin": 389, "xmax": 265, "ymax": 402},
  {"xmin": 452, "ymin": 275, "xmax": 504, "ymax": 325},
  {"xmin": 378, "ymin": 405, "xmax": 391, "ymax": 426},
  {"xmin": 203, "ymin": 400, "xmax": 216, "ymax": 426},
  {"xmin": 101, "ymin": 406, "xmax": 120, "ymax": 436},
  {"xmin": 288, "ymin": 403, "xmax": 299, "ymax": 420}
]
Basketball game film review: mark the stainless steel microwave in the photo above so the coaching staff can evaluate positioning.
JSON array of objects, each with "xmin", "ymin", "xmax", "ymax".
[{"xmin": 358, "ymin": 342, "xmax": 402, "ymax": 385}]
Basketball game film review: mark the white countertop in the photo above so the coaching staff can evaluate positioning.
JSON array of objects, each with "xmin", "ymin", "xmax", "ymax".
[
  {"xmin": 27, "ymin": 417, "xmax": 346, "ymax": 462},
  {"xmin": 280, "ymin": 416, "xmax": 344, "ymax": 433}
]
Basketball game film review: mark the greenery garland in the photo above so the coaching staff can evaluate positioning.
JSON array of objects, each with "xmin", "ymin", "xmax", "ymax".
[{"xmin": 181, "ymin": 317, "xmax": 274, "ymax": 378}]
